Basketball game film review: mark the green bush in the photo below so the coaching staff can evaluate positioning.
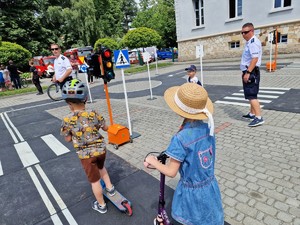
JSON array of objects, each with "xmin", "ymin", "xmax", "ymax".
[
  {"xmin": 0, "ymin": 42, "xmax": 31, "ymax": 67},
  {"xmin": 94, "ymin": 38, "xmax": 119, "ymax": 51}
]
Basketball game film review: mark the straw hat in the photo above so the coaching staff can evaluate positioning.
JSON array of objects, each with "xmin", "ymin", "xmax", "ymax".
[{"xmin": 164, "ymin": 83, "xmax": 214, "ymax": 120}]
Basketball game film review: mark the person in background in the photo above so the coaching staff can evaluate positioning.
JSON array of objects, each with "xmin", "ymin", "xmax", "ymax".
[
  {"xmin": 185, "ymin": 64, "xmax": 202, "ymax": 86},
  {"xmin": 0, "ymin": 65, "xmax": 5, "ymax": 91},
  {"xmin": 70, "ymin": 54, "xmax": 79, "ymax": 79},
  {"xmin": 7, "ymin": 60, "xmax": 23, "ymax": 89},
  {"xmin": 2, "ymin": 65, "xmax": 13, "ymax": 90},
  {"xmin": 240, "ymin": 22, "xmax": 264, "ymax": 127},
  {"xmin": 29, "ymin": 61, "xmax": 43, "ymax": 95},
  {"xmin": 51, "ymin": 43, "xmax": 72, "ymax": 89}
]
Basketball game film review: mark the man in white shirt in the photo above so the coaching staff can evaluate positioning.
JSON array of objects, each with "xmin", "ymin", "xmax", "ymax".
[
  {"xmin": 240, "ymin": 23, "xmax": 264, "ymax": 127},
  {"xmin": 51, "ymin": 43, "xmax": 72, "ymax": 89}
]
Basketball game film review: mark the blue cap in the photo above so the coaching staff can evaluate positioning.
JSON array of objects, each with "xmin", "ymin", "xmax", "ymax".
[{"xmin": 185, "ymin": 65, "xmax": 197, "ymax": 71}]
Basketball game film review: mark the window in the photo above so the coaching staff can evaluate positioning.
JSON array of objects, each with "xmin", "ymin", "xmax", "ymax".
[
  {"xmin": 274, "ymin": 0, "xmax": 291, "ymax": 8},
  {"xmin": 229, "ymin": 0, "xmax": 242, "ymax": 19},
  {"xmin": 280, "ymin": 34, "xmax": 288, "ymax": 43},
  {"xmin": 194, "ymin": 0, "xmax": 204, "ymax": 26},
  {"xmin": 229, "ymin": 41, "xmax": 240, "ymax": 49}
]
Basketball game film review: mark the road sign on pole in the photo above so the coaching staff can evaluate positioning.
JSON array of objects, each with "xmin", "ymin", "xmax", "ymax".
[
  {"xmin": 196, "ymin": 45, "xmax": 204, "ymax": 86},
  {"xmin": 114, "ymin": 50, "xmax": 130, "ymax": 69}
]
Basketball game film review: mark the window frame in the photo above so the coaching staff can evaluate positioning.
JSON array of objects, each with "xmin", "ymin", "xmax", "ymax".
[
  {"xmin": 273, "ymin": 0, "xmax": 292, "ymax": 8},
  {"xmin": 229, "ymin": 0, "xmax": 242, "ymax": 19},
  {"xmin": 229, "ymin": 41, "xmax": 240, "ymax": 49},
  {"xmin": 194, "ymin": 0, "xmax": 204, "ymax": 27}
]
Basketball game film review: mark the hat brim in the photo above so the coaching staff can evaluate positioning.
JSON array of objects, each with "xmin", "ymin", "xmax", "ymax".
[{"xmin": 164, "ymin": 86, "xmax": 214, "ymax": 120}]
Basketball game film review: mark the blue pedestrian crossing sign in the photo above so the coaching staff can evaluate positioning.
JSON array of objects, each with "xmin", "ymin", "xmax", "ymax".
[
  {"xmin": 114, "ymin": 50, "xmax": 130, "ymax": 69},
  {"xmin": 80, "ymin": 64, "xmax": 88, "ymax": 73}
]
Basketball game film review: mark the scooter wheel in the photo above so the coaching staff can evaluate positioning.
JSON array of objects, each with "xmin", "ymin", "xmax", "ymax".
[
  {"xmin": 113, "ymin": 144, "xmax": 118, "ymax": 149},
  {"xmin": 121, "ymin": 200, "xmax": 133, "ymax": 216}
]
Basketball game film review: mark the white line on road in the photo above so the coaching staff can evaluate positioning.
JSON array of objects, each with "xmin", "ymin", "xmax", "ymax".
[
  {"xmin": 233, "ymin": 93, "xmax": 279, "ymax": 99},
  {"xmin": 224, "ymin": 97, "xmax": 272, "ymax": 103},
  {"xmin": 27, "ymin": 167, "xmax": 63, "ymax": 225},
  {"xmin": 0, "ymin": 161, "xmax": 3, "ymax": 176},
  {"xmin": 258, "ymin": 90, "xmax": 285, "ymax": 94},
  {"xmin": 14, "ymin": 142, "xmax": 39, "ymax": 167},
  {"xmin": 260, "ymin": 87, "xmax": 291, "ymax": 90},
  {"xmin": 0, "ymin": 113, "xmax": 18, "ymax": 143},
  {"xmin": 35, "ymin": 164, "xmax": 78, "ymax": 225},
  {"xmin": 3, "ymin": 112, "xmax": 24, "ymax": 142},
  {"xmin": 215, "ymin": 100, "xmax": 264, "ymax": 108},
  {"xmin": 41, "ymin": 134, "xmax": 70, "ymax": 156}
]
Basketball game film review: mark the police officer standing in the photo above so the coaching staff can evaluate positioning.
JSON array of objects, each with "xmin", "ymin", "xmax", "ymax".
[
  {"xmin": 51, "ymin": 43, "xmax": 72, "ymax": 89},
  {"xmin": 240, "ymin": 23, "xmax": 264, "ymax": 127}
]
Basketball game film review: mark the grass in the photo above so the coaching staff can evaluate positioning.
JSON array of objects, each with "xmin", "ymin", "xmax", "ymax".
[
  {"xmin": 124, "ymin": 62, "xmax": 173, "ymax": 75},
  {"xmin": 0, "ymin": 86, "xmax": 48, "ymax": 97}
]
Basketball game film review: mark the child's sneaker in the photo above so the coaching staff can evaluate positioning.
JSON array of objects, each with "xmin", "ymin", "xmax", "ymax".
[
  {"xmin": 92, "ymin": 201, "xmax": 107, "ymax": 214},
  {"xmin": 106, "ymin": 185, "xmax": 116, "ymax": 197}
]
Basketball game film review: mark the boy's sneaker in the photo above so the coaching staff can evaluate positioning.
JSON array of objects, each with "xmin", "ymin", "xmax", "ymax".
[
  {"xmin": 242, "ymin": 113, "xmax": 255, "ymax": 119},
  {"xmin": 248, "ymin": 117, "xmax": 264, "ymax": 127},
  {"xmin": 92, "ymin": 201, "xmax": 107, "ymax": 214},
  {"xmin": 105, "ymin": 185, "xmax": 116, "ymax": 197}
]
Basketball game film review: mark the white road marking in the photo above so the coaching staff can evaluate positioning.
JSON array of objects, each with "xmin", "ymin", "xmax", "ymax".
[
  {"xmin": 224, "ymin": 97, "xmax": 272, "ymax": 103},
  {"xmin": 27, "ymin": 167, "xmax": 63, "ymax": 225},
  {"xmin": 41, "ymin": 134, "xmax": 70, "ymax": 156},
  {"xmin": 232, "ymin": 93, "xmax": 279, "ymax": 98},
  {"xmin": 14, "ymin": 142, "xmax": 39, "ymax": 167},
  {"xmin": 35, "ymin": 164, "xmax": 78, "ymax": 225},
  {"xmin": 3, "ymin": 112, "xmax": 24, "ymax": 142},
  {"xmin": 1, "ymin": 113, "xmax": 18, "ymax": 143},
  {"xmin": 260, "ymin": 87, "xmax": 291, "ymax": 90},
  {"xmin": 0, "ymin": 161, "xmax": 3, "ymax": 176},
  {"xmin": 215, "ymin": 100, "xmax": 264, "ymax": 108}
]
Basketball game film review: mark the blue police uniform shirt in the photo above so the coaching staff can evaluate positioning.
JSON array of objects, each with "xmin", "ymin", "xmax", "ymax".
[
  {"xmin": 165, "ymin": 121, "xmax": 224, "ymax": 225},
  {"xmin": 240, "ymin": 35, "xmax": 262, "ymax": 71}
]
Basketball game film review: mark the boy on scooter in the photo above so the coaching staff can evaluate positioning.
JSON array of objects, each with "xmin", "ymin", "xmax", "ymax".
[
  {"xmin": 144, "ymin": 83, "xmax": 224, "ymax": 225},
  {"xmin": 60, "ymin": 79, "xmax": 115, "ymax": 214}
]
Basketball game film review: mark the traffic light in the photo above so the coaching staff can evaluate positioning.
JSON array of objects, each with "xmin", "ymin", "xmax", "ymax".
[
  {"xmin": 272, "ymin": 30, "xmax": 281, "ymax": 44},
  {"xmin": 101, "ymin": 47, "xmax": 115, "ymax": 82}
]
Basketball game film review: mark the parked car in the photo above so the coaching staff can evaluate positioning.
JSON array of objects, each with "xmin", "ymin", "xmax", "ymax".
[
  {"xmin": 157, "ymin": 48, "xmax": 178, "ymax": 60},
  {"xmin": 129, "ymin": 50, "xmax": 154, "ymax": 64}
]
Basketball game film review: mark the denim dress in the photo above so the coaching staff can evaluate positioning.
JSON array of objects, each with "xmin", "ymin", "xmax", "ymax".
[{"xmin": 166, "ymin": 121, "xmax": 224, "ymax": 225}]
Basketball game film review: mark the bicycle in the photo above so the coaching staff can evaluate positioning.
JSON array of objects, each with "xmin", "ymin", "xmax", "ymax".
[
  {"xmin": 47, "ymin": 82, "xmax": 63, "ymax": 101},
  {"xmin": 144, "ymin": 151, "xmax": 173, "ymax": 225},
  {"xmin": 20, "ymin": 77, "xmax": 29, "ymax": 88}
]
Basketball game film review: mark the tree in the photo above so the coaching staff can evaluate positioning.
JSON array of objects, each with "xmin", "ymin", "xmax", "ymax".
[
  {"xmin": 122, "ymin": 0, "xmax": 138, "ymax": 32},
  {"xmin": 132, "ymin": 0, "xmax": 176, "ymax": 48},
  {"xmin": 94, "ymin": 38, "xmax": 119, "ymax": 51},
  {"xmin": 122, "ymin": 27, "xmax": 161, "ymax": 49},
  {"xmin": 0, "ymin": 42, "xmax": 31, "ymax": 67}
]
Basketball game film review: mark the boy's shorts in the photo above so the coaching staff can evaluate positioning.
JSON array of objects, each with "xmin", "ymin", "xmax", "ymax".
[{"xmin": 80, "ymin": 151, "xmax": 106, "ymax": 183}]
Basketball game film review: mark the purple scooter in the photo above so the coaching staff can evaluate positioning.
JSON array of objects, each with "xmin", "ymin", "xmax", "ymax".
[{"xmin": 145, "ymin": 151, "xmax": 173, "ymax": 225}]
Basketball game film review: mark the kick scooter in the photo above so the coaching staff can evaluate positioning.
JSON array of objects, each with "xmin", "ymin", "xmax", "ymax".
[
  {"xmin": 100, "ymin": 180, "xmax": 133, "ymax": 216},
  {"xmin": 144, "ymin": 151, "xmax": 173, "ymax": 225}
]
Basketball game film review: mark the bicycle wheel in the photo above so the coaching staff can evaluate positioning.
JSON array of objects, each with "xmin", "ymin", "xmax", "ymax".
[
  {"xmin": 21, "ymin": 78, "xmax": 29, "ymax": 88},
  {"xmin": 47, "ymin": 83, "xmax": 62, "ymax": 101}
]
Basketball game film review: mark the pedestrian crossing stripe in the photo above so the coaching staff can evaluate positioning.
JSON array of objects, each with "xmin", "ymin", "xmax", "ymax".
[
  {"xmin": 0, "ymin": 160, "xmax": 3, "ymax": 176},
  {"xmin": 215, "ymin": 87, "xmax": 290, "ymax": 107},
  {"xmin": 114, "ymin": 50, "xmax": 130, "ymax": 69}
]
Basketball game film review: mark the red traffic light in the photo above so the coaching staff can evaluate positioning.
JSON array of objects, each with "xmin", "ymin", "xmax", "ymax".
[{"xmin": 103, "ymin": 50, "xmax": 111, "ymax": 58}]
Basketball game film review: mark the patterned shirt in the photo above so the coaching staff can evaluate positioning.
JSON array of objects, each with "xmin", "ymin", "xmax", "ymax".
[{"xmin": 60, "ymin": 110, "xmax": 106, "ymax": 159}]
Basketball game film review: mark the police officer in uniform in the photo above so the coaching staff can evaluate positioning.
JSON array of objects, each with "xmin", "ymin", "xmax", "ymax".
[
  {"xmin": 51, "ymin": 43, "xmax": 72, "ymax": 89},
  {"xmin": 240, "ymin": 23, "xmax": 264, "ymax": 127}
]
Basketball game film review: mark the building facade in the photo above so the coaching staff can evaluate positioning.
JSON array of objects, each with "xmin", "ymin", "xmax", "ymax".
[{"xmin": 174, "ymin": 0, "xmax": 300, "ymax": 61}]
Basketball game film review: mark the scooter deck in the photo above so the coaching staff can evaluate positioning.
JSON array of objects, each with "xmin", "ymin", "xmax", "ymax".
[{"xmin": 100, "ymin": 180, "xmax": 132, "ymax": 212}]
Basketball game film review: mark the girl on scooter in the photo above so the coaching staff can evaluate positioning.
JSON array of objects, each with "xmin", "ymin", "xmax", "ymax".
[{"xmin": 144, "ymin": 83, "xmax": 224, "ymax": 225}]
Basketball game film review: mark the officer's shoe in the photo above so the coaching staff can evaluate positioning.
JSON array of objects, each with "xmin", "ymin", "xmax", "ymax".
[
  {"xmin": 242, "ymin": 113, "xmax": 255, "ymax": 120},
  {"xmin": 248, "ymin": 117, "xmax": 264, "ymax": 127}
]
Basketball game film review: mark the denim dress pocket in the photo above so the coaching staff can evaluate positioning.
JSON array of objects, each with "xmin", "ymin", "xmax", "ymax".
[{"xmin": 198, "ymin": 146, "xmax": 213, "ymax": 169}]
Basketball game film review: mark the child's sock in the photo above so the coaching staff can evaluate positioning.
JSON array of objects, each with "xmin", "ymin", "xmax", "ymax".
[
  {"xmin": 256, "ymin": 116, "xmax": 262, "ymax": 119},
  {"xmin": 249, "ymin": 113, "xmax": 255, "ymax": 116}
]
